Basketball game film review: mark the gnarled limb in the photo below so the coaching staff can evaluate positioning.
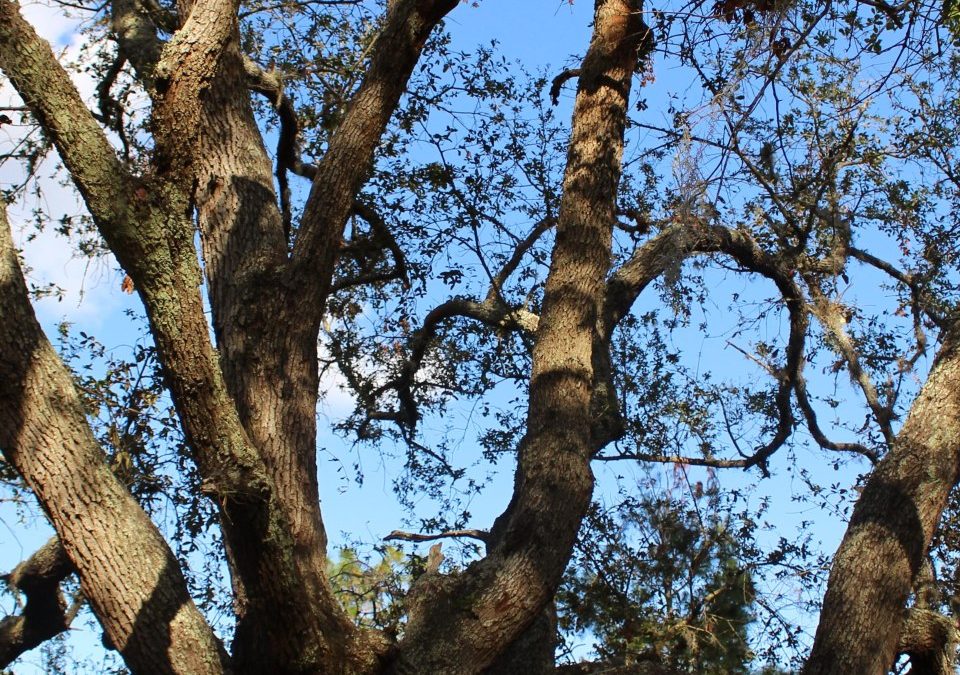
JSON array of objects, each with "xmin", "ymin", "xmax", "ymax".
[
  {"xmin": 600, "ymin": 223, "xmax": 809, "ymax": 473},
  {"xmin": 0, "ymin": 537, "xmax": 73, "ymax": 668}
]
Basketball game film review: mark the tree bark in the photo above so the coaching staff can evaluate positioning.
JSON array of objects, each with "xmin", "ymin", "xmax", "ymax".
[
  {"xmin": 0, "ymin": 207, "xmax": 228, "ymax": 674},
  {"xmin": 390, "ymin": 2, "xmax": 645, "ymax": 671},
  {"xmin": 803, "ymin": 320, "xmax": 960, "ymax": 675}
]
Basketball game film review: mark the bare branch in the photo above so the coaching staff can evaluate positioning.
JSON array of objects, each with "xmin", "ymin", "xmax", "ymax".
[
  {"xmin": 384, "ymin": 529, "xmax": 490, "ymax": 545},
  {"xmin": 484, "ymin": 217, "xmax": 555, "ymax": 304},
  {"xmin": 368, "ymin": 297, "xmax": 539, "ymax": 431},
  {"xmin": 807, "ymin": 285, "xmax": 895, "ymax": 447},
  {"xmin": 603, "ymin": 222, "xmax": 808, "ymax": 475}
]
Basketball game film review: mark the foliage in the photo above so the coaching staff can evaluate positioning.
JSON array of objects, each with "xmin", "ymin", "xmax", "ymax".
[{"xmin": 559, "ymin": 488, "xmax": 758, "ymax": 673}]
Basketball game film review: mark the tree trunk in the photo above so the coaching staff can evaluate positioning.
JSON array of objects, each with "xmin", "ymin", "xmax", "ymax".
[
  {"xmin": 389, "ymin": 1, "xmax": 645, "ymax": 671},
  {"xmin": 804, "ymin": 323, "xmax": 960, "ymax": 675},
  {"xmin": 0, "ymin": 207, "xmax": 228, "ymax": 675}
]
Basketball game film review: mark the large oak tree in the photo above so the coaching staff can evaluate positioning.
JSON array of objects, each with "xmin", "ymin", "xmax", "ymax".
[{"xmin": 2, "ymin": 0, "xmax": 960, "ymax": 673}]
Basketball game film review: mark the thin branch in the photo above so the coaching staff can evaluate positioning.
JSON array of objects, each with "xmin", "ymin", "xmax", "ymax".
[
  {"xmin": 384, "ymin": 529, "xmax": 489, "ymax": 545},
  {"xmin": 368, "ymin": 297, "xmax": 539, "ymax": 431},
  {"xmin": 807, "ymin": 285, "xmax": 895, "ymax": 447},
  {"xmin": 603, "ymin": 222, "xmax": 807, "ymax": 475},
  {"xmin": 794, "ymin": 375, "xmax": 880, "ymax": 463},
  {"xmin": 849, "ymin": 245, "xmax": 945, "ymax": 327},
  {"xmin": 484, "ymin": 217, "xmax": 555, "ymax": 304},
  {"xmin": 348, "ymin": 200, "xmax": 410, "ymax": 289},
  {"xmin": 238, "ymin": 0, "xmax": 362, "ymax": 19},
  {"xmin": 593, "ymin": 451, "xmax": 761, "ymax": 469}
]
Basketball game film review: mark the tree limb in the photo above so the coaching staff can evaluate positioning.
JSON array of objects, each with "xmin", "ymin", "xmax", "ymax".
[
  {"xmin": 242, "ymin": 55, "xmax": 317, "ymax": 238},
  {"xmin": 0, "ymin": 205, "xmax": 227, "ymax": 674},
  {"xmin": 290, "ymin": 0, "xmax": 459, "ymax": 321},
  {"xmin": 0, "ymin": 538, "xmax": 73, "ymax": 668},
  {"xmin": 370, "ymin": 297, "xmax": 538, "ymax": 431},
  {"xmin": 393, "ymin": 2, "xmax": 646, "ymax": 669},
  {"xmin": 384, "ymin": 529, "xmax": 490, "ymax": 545}
]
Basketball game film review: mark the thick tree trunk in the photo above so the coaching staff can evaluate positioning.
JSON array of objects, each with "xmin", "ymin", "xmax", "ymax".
[
  {"xmin": 803, "ymin": 321, "xmax": 960, "ymax": 675},
  {"xmin": 390, "ymin": 2, "xmax": 645, "ymax": 671},
  {"xmin": 0, "ymin": 208, "xmax": 227, "ymax": 675}
]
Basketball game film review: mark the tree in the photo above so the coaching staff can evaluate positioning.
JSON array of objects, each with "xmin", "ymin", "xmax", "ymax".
[{"xmin": 2, "ymin": 0, "xmax": 960, "ymax": 673}]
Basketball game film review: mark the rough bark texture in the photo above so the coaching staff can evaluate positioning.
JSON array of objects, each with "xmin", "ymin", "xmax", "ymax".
[
  {"xmin": 389, "ymin": 1, "xmax": 644, "ymax": 672},
  {"xmin": 0, "ymin": 207, "xmax": 228, "ymax": 675},
  {"xmin": 898, "ymin": 607, "xmax": 958, "ymax": 675},
  {"xmin": 803, "ymin": 320, "xmax": 960, "ymax": 675}
]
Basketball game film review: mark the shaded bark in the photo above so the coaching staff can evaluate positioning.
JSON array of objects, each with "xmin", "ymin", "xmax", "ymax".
[
  {"xmin": 0, "ymin": 538, "xmax": 73, "ymax": 668},
  {"xmin": 803, "ymin": 319, "xmax": 960, "ymax": 675},
  {"xmin": 898, "ymin": 607, "xmax": 957, "ymax": 675}
]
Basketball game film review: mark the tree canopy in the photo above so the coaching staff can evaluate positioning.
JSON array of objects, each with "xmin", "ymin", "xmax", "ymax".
[{"xmin": 2, "ymin": 0, "xmax": 960, "ymax": 673}]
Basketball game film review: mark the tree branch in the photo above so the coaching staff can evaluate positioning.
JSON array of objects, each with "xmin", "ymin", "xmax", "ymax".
[
  {"xmin": 549, "ymin": 68, "xmax": 582, "ymax": 105},
  {"xmin": 0, "ymin": 538, "xmax": 73, "ymax": 668},
  {"xmin": 290, "ymin": 0, "xmax": 459, "ymax": 321},
  {"xmin": 384, "ymin": 529, "xmax": 490, "ymax": 545},
  {"xmin": 371, "ymin": 297, "xmax": 538, "ymax": 431},
  {"xmin": 602, "ymin": 223, "xmax": 808, "ymax": 475},
  {"xmin": 394, "ymin": 2, "xmax": 646, "ymax": 669},
  {"xmin": 151, "ymin": 0, "xmax": 240, "ymax": 175},
  {"xmin": 111, "ymin": 0, "xmax": 166, "ymax": 88},
  {"xmin": 0, "ymin": 0, "xmax": 132, "ymax": 227},
  {"xmin": 0, "ymin": 205, "xmax": 227, "ymax": 674},
  {"xmin": 794, "ymin": 374, "xmax": 880, "ymax": 463},
  {"xmin": 242, "ymin": 55, "xmax": 317, "ymax": 238}
]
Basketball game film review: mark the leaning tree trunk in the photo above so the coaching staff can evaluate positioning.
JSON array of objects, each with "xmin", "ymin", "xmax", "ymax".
[
  {"xmin": 0, "ymin": 205, "xmax": 228, "ymax": 675},
  {"xmin": 388, "ymin": 1, "xmax": 645, "ymax": 671},
  {"xmin": 803, "ymin": 322, "xmax": 960, "ymax": 675}
]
